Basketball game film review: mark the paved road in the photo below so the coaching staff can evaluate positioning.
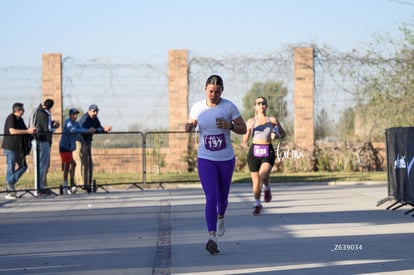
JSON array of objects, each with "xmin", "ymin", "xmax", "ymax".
[{"xmin": 0, "ymin": 182, "xmax": 413, "ymax": 275}]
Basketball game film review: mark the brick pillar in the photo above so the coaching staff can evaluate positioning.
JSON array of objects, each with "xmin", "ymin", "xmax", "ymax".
[
  {"xmin": 168, "ymin": 50, "xmax": 189, "ymax": 130},
  {"xmin": 42, "ymin": 53, "xmax": 63, "ymax": 131},
  {"xmin": 293, "ymin": 48, "xmax": 315, "ymax": 151},
  {"xmin": 42, "ymin": 53, "xmax": 63, "ymax": 172},
  {"xmin": 167, "ymin": 50, "xmax": 189, "ymax": 171}
]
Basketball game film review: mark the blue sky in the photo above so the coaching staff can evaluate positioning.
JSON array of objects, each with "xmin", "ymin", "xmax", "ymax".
[
  {"xmin": 1, "ymin": 0, "xmax": 413, "ymax": 66},
  {"xmin": 1, "ymin": 0, "xmax": 413, "ymax": 132}
]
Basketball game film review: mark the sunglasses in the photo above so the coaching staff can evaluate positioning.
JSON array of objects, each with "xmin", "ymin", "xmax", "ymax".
[{"xmin": 256, "ymin": 101, "xmax": 267, "ymax": 106}]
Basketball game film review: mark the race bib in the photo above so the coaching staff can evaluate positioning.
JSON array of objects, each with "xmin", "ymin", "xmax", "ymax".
[
  {"xmin": 204, "ymin": 134, "xmax": 226, "ymax": 151},
  {"xmin": 253, "ymin": 144, "xmax": 269, "ymax": 157}
]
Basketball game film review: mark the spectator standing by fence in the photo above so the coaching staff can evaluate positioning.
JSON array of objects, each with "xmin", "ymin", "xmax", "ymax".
[
  {"xmin": 2, "ymin": 102, "xmax": 37, "ymax": 199},
  {"xmin": 242, "ymin": 96, "xmax": 285, "ymax": 215},
  {"xmin": 75, "ymin": 104, "xmax": 112, "ymax": 192},
  {"xmin": 59, "ymin": 108, "xmax": 95, "ymax": 195},
  {"xmin": 185, "ymin": 74, "xmax": 246, "ymax": 254},
  {"xmin": 32, "ymin": 99, "xmax": 60, "ymax": 195}
]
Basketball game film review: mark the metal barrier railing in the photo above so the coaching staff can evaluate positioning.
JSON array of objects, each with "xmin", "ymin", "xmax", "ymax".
[{"xmin": 0, "ymin": 131, "xmax": 201, "ymax": 194}]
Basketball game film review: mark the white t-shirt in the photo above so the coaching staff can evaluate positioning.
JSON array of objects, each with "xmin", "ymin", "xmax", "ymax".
[{"xmin": 189, "ymin": 98, "xmax": 241, "ymax": 161}]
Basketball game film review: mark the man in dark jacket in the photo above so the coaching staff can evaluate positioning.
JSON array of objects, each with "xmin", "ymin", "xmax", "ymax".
[
  {"xmin": 75, "ymin": 104, "xmax": 112, "ymax": 191},
  {"xmin": 2, "ymin": 102, "xmax": 37, "ymax": 199},
  {"xmin": 32, "ymin": 99, "xmax": 60, "ymax": 194}
]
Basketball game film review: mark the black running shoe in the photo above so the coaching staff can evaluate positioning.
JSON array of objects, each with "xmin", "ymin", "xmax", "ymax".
[
  {"xmin": 253, "ymin": 205, "xmax": 263, "ymax": 216},
  {"xmin": 264, "ymin": 188, "xmax": 272, "ymax": 203},
  {"xmin": 206, "ymin": 238, "xmax": 220, "ymax": 254}
]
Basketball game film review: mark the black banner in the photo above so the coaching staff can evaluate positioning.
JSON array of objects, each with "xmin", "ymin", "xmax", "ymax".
[{"xmin": 386, "ymin": 127, "xmax": 414, "ymax": 205}]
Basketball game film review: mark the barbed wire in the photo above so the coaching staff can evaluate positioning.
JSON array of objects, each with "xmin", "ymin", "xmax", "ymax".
[{"xmin": 0, "ymin": 47, "xmax": 367, "ymax": 138}]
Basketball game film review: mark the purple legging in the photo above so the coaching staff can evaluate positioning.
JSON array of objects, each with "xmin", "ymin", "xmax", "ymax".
[{"xmin": 198, "ymin": 157, "xmax": 235, "ymax": 233}]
